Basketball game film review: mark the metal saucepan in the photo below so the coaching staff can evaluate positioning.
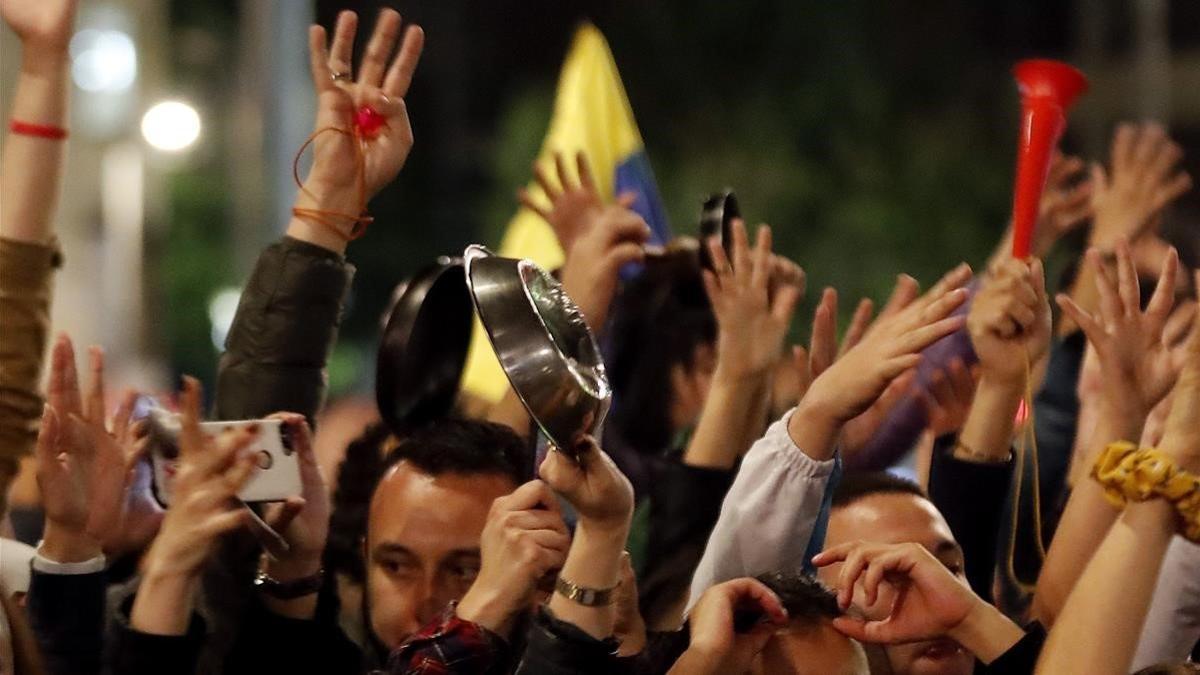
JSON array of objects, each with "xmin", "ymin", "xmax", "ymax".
[
  {"xmin": 376, "ymin": 257, "xmax": 474, "ymax": 434},
  {"xmin": 463, "ymin": 245, "xmax": 611, "ymax": 455}
]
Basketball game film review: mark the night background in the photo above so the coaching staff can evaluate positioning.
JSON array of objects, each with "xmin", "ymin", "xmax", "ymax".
[{"xmin": 4, "ymin": 0, "xmax": 1200, "ymax": 406}]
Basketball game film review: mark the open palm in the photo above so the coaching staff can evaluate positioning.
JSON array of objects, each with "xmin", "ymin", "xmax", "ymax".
[{"xmin": 304, "ymin": 10, "xmax": 424, "ymax": 200}]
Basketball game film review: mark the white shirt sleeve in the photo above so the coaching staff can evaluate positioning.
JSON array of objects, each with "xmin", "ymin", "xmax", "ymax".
[
  {"xmin": 31, "ymin": 545, "xmax": 105, "ymax": 575},
  {"xmin": 686, "ymin": 410, "xmax": 838, "ymax": 611},
  {"xmin": 1131, "ymin": 536, "xmax": 1200, "ymax": 671}
]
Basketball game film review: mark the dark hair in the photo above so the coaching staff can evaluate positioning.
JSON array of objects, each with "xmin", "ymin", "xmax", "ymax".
[
  {"xmin": 1133, "ymin": 665, "xmax": 1200, "ymax": 675},
  {"xmin": 832, "ymin": 471, "xmax": 927, "ymax": 509},
  {"xmin": 325, "ymin": 422, "xmax": 393, "ymax": 583},
  {"xmin": 755, "ymin": 571, "xmax": 840, "ymax": 624},
  {"xmin": 606, "ymin": 248, "xmax": 716, "ymax": 453},
  {"xmin": 382, "ymin": 417, "xmax": 530, "ymax": 488}
]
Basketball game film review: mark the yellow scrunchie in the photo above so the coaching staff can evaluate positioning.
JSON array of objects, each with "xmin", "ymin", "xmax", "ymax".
[{"xmin": 1092, "ymin": 442, "xmax": 1200, "ymax": 542}]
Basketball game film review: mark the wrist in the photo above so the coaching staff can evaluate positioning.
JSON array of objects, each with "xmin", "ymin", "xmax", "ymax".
[
  {"xmin": 287, "ymin": 181, "xmax": 364, "ymax": 254},
  {"xmin": 712, "ymin": 363, "xmax": 769, "ymax": 388},
  {"xmin": 19, "ymin": 49, "xmax": 70, "ymax": 77},
  {"xmin": 948, "ymin": 599, "xmax": 1024, "ymax": 664},
  {"xmin": 264, "ymin": 555, "xmax": 323, "ymax": 583},
  {"xmin": 789, "ymin": 393, "xmax": 841, "ymax": 460},
  {"xmin": 456, "ymin": 582, "xmax": 522, "ymax": 637},
  {"xmin": 40, "ymin": 521, "xmax": 102, "ymax": 564}
]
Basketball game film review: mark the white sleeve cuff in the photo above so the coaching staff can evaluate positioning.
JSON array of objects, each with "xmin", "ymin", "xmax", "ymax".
[{"xmin": 32, "ymin": 547, "xmax": 105, "ymax": 575}]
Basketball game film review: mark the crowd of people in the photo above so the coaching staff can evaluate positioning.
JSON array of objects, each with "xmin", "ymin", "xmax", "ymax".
[{"xmin": 3, "ymin": 2, "xmax": 1200, "ymax": 674}]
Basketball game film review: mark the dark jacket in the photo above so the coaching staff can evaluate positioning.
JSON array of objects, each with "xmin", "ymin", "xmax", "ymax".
[
  {"xmin": 638, "ymin": 457, "xmax": 735, "ymax": 628},
  {"xmin": 224, "ymin": 598, "xmax": 361, "ymax": 675},
  {"xmin": 199, "ymin": 236, "xmax": 354, "ymax": 673},
  {"xmin": 976, "ymin": 621, "xmax": 1046, "ymax": 674},
  {"xmin": 513, "ymin": 608, "xmax": 619, "ymax": 675},
  {"xmin": 110, "ymin": 600, "xmax": 206, "ymax": 675},
  {"xmin": 215, "ymin": 236, "xmax": 354, "ymax": 422},
  {"xmin": 928, "ymin": 434, "xmax": 1014, "ymax": 600},
  {"xmin": 26, "ymin": 569, "xmax": 106, "ymax": 675}
]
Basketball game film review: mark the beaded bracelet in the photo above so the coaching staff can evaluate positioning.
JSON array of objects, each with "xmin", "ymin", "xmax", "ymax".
[{"xmin": 1091, "ymin": 441, "xmax": 1200, "ymax": 542}]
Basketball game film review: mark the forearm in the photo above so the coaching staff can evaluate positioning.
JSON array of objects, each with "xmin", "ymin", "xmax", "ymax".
[
  {"xmin": 688, "ymin": 414, "xmax": 837, "ymax": 606},
  {"xmin": 786, "ymin": 396, "xmax": 841, "ymax": 462},
  {"xmin": 684, "ymin": 372, "xmax": 766, "ymax": 470},
  {"xmin": 215, "ymin": 236, "xmax": 353, "ymax": 421},
  {"xmin": 1036, "ymin": 500, "xmax": 1175, "ymax": 675},
  {"xmin": 950, "ymin": 600, "xmax": 1026, "ymax": 664},
  {"xmin": 1033, "ymin": 406, "xmax": 1143, "ymax": 624},
  {"xmin": 957, "ymin": 375, "xmax": 1023, "ymax": 460},
  {"xmin": 548, "ymin": 522, "xmax": 628, "ymax": 639},
  {"xmin": 130, "ymin": 568, "xmax": 199, "ymax": 636},
  {"xmin": 1, "ymin": 49, "xmax": 69, "ymax": 244}
]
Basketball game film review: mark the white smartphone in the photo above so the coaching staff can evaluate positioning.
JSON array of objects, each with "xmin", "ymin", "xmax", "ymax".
[{"xmin": 147, "ymin": 412, "xmax": 302, "ymax": 505}]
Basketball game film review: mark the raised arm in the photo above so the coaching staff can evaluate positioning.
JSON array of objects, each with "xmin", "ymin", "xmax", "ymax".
[
  {"xmin": 1036, "ymin": 302, "xmax": 1200, "ymax": 674},
  {"xmin": 1059, "ymin": 123, "xmax": 1190, "ymax": 337},
  {"xmin": 1033, "ymin": 243, "xmax": 1181, "ymax": 624},
  {"xmin": 687, "ymin": 264, "xmax": 971, "ymax": 605},
  {"xmin": 0, "ymin": 0, "xmax": 77, "ymax": 509},
  {"xmin": 116, "ymin": 378, "xmax": 259, "ymax": 674},
  {"xmin": 216, "ymin": 9, "xmax": 424, "ymax": 421}
]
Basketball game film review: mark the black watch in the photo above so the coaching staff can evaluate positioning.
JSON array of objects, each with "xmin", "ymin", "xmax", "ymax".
[{"xmin": 254, "ymin": 568, "xmax": 325, "ymax": 600}]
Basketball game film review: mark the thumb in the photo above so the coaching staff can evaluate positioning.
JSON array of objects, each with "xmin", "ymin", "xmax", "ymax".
[
  {"xmin": 266, "ymin": 496, "xmax": 306, "ymax": 533},
  {"xmin": 1089, "ymin": 162, "xmax": 1107, "ymax": 193}
]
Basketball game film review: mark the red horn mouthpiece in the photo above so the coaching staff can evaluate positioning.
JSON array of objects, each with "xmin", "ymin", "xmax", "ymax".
[{"xmin": 1009, "ymin": 59, "xmax": 1088, "ymax": 259}]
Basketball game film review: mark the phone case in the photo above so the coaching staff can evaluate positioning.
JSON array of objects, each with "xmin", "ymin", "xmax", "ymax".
[{"xmin": 151, "ymin": 418, "xmax": 302, "ymax": 505}]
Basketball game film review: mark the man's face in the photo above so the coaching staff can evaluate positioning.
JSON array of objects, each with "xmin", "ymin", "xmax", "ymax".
[
  {"xmin": 364, "ymin": 461, "xmax": 515, "ymax": 649},
  {"xmin": 755, "ymin": 620, "xmax": 871, "ymax": 675},
  {"xmin": 823, "ymin": 492, "xmax": 972, "ymax": 675}
]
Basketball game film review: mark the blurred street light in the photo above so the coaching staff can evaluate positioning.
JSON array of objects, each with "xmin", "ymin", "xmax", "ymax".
[
  {"xmin": 70, "ymin": 29, "xmax": 137, "ymax": 93},
  {"xmin": 141, "ymin": 100, "xmax": 201, "ymax": 152}
]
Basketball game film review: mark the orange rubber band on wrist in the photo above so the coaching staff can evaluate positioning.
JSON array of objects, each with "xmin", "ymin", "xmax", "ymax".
[{"xmin": 291, "ymin": 124, "xmax": 375, "ymax": 242}]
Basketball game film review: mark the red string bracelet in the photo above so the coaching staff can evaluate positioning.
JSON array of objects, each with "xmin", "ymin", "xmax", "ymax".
[{"xmin": 10, "ymin": 120, "xmax": 68, "ymax": 140}]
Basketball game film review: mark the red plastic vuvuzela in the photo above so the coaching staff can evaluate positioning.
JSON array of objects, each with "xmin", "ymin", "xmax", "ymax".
[{"xmin": 1009, "ymin": 59, "xmax": 1088, "ymax": 259}]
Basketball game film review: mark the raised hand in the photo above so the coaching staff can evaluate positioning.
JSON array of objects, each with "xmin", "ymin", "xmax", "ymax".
[
  {"xmin": 540, "ymin": 435, "xmax": 635, "ymax": 533},
  {"xmin": 293, "ymin": 9, "xmax": 425, "ymax": 249},
  {"xmin": 539, "ymin": 152, "xmax": 652, "ymax": 331},
  {"xmin": 455, "ymin": 480, "xmax": 570, "ymax": 637},
  {"xmin": 131, "ymin": 377, "xmax": 260, "ymax": 635},
  {"xmin": 968, "ymin": 258, "xmax": 1052, "ymax": 385},
  {"xmin": 1089, "ymin": 123, "xmax": 1192, "ymax": 249},
  {"xmin": 703, "ymin": 220, "xmax": 803, "ymax": 382},
  {"xmin": 667, "ymin": 578, "xmax": 788, "ymax": 675},
  {"xmin": 140, "ymin": 378, "xmax": 260, "ymax": 579},
  {"xmin": 1154, "ymin": 273, "xmax": 1200, "ymax": 474},
  {"xmin": 1056, "ymin": 243, "xmax": 1180, "ymax": 425},
  {"xmin": 520, "ymin": 151, "xmax": 611, "ymax": 254},
  {"xmin": 791, "ymin": 264, "xmax": 972, "ymax": 458},
  {"xmin": 811, "ymin": 541, "xmax": 1023, "ymax": 657},
  {"xmin": 256, "ymin": 413, "xmax": 329, "ymax": 618},
  {"xmin": 0, "ymin": 0, "xmax": 77, "ymax": 53}
]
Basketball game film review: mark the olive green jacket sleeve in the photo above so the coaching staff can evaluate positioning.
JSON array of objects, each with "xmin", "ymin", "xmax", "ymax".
[
  {"xmin": 0, "ymin": 237, "xmax": 60, "ymax": 472},
  {"xmin": 214, "ymin": 236, "xmax": 354, "ymax": 422}
]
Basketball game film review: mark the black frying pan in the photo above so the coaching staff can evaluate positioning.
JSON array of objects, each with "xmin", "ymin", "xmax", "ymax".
[{"xmin": 376, "ymin": 257, "xmax": 474, "ymax": 434}]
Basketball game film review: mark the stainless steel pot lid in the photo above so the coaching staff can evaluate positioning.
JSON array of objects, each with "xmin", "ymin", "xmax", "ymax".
[{"xmin": 463, "ymin": 245, "xmax": 610, "ymax": 454}]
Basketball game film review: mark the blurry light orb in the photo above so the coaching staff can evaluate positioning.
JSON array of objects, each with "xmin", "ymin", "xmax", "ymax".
[
  {"xmin": 141, "ymin": 101, "xmax": 201, "ymax": 152},
  {"xmin": 70, "ymin": 29, "xmax": 137, "ymax": 93}
]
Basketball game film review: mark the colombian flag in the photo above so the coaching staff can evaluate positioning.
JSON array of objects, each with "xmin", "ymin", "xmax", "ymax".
[{"xmin": 461, "ymin": 22, "xmax": 671, "ymax": 403}]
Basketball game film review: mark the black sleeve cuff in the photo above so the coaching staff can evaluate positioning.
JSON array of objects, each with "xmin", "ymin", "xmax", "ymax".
[
  {"xmin": 111, "ymin": 599, "xmax": 207, "ymax": 675},
  {"xmin": 517, "ymin": 607, "xmax": 619, "ymax": 674}
]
